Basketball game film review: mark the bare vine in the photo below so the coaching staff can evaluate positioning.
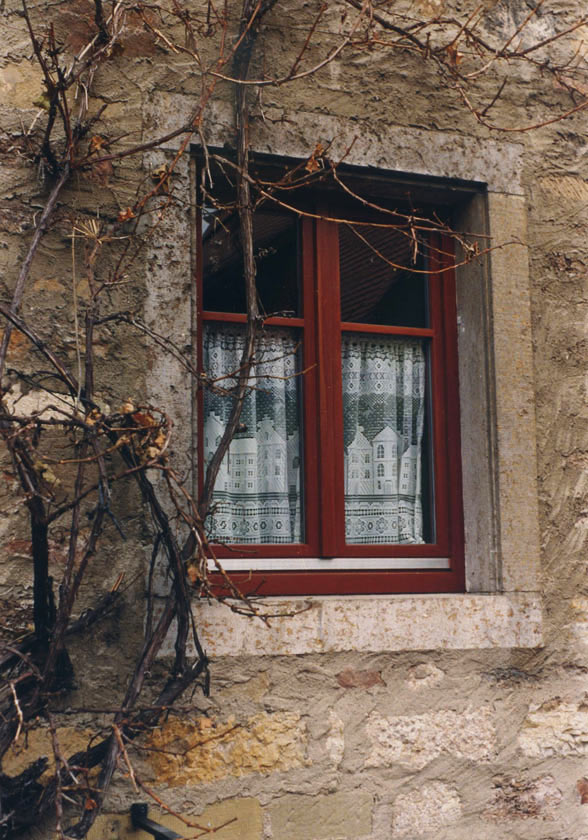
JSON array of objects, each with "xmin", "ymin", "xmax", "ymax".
[{"xmin": 0, "ymin": 0, "xmax": 587, "ymax": 836}]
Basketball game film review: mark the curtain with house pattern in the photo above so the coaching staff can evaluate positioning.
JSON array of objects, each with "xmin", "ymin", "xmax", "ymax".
[
  {"xmin": 203, "ymin": 324, "xmax": 302, "ymax": 544},
  {"xmin": 203, "ymin": 328, "xmax": 426, "ymax": 546},
  {"xmin": 341, "ymin": 334, "xmax": 426, "ymax": 544}
]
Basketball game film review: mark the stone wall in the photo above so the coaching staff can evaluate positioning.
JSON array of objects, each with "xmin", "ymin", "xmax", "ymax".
[{"xmin": 1, "ymin": 1, "xmax": 588, "ymax": 838}]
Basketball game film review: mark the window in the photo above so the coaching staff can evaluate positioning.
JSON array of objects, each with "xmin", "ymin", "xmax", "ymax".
[{"xmin": 197, "ymin": 171, "xmax": 464, "ymax": 595}]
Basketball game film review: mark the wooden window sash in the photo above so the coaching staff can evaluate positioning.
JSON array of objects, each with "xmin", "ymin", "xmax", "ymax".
[{"xmin": 197, "ymin": 203, "xmax": 465, "ymax": 594}]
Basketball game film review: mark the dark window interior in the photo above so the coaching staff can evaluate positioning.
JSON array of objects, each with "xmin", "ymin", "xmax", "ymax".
[
  {"xmin": 339, "ymin": 224, "xmax": 428, "ymax": 327},
  {"xmin": 203, "ymin": 210, "xmax": 300, "ymax": 317}
]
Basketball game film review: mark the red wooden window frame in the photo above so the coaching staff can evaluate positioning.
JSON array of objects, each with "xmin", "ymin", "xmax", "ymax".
[{"xmin": 197, "ymin": 202, "xmax": 465, "ymax": 596}]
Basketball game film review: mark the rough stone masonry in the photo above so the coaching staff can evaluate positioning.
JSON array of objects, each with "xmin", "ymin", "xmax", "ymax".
[{"xmin": 1, "ymin": 1, "xmax": 588, "ymax": 839}]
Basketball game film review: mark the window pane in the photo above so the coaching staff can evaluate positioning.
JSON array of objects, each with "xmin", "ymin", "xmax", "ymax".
[
  {"xmin": 342, "ymin": 334, "xmax": 429, "ymax": 544},
  {"xmin": 339, "ymin": 224, "xmax": 428, "ymax": 326},
  {"xmin": 202, "ymin": 210, "xmax": 300, "ymax": 316},
  {"xmin": 203, "ymin": 324, "xmax": 303, "ymax": 544}
]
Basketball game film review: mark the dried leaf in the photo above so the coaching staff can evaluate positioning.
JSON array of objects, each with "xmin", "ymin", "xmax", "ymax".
[
  {"xmin": 305, "ymin": 142, "xmax": 325, "ymax": 172},
  {"xmin": 85, "ymin": 408, "xmax": 102, "ymax": 427},
  {"xmin": 153, "ymin": 431, "xmax": 166, "ymax": 449},
  {"xmin": 187, "ymin": 563, "xmax": 200, "ymax": 585},
  {"xmin": 88, "ymin": 135, "xmax": 107, "ymax": 153},
  {"xmin": 151, "ymin": 164, "xmax": 169, "ymax": 180},
  {"xmin": 445, "ymin": 42, "xmax": 463, "ymax": 66},
  {"xmin": 117, "ymin": 207, "xmax": 135, "ymax": 223},
  {"xmin": 151, "ymin": 164, "xmax": 172, "ymax": 194},
  {"xmin": 131, "ymin": 410, "xmax": 156, "ymax": 428},
  {"xmin": 33, "ymin": 460, "xmax": 61, "ymax": 487}
]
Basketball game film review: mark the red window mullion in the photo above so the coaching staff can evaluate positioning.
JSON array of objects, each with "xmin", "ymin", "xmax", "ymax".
[
  {"xmin": 300, "ymin": 217, "xmax": 320, "ymax": 554},
  {"xmin": 315, "ymin": 217, "xmax": 345, "ymax": 557}
]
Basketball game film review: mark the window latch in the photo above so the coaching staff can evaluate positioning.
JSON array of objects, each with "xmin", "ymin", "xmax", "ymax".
[{"xmin": 130, "ymin": 803, "xmax": 182, "ymax": 840}]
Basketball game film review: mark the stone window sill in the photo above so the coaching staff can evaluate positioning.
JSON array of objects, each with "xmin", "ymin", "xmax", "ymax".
[{"xmin": 191, "ymin": 593, "xmax": 542, "ymax": 657}]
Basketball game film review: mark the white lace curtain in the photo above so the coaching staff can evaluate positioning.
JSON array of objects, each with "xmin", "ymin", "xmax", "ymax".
[
  {"xmin": 203, "ymin": 327, "xmax": 426, "ymax": 547},
  {"xmin": 203, "ymin": 324, "xmax": 302, "ymax": 544},
  {"xmin": 341, "ymin": 334, "xmax": 426, "ymax": 544}
]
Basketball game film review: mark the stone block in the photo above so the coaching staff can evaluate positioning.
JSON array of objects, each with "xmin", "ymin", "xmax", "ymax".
[
  {"xmin": 519, "ymin": 699, "xmax": 588, "ymax": 758},
  {"xmin": 87, "ymin": 798, "xmax": 262, "ymax": 840},
  {"xmin": 325, "ymin": 710, "xmax": 345, "ymax": 767},
  {"xmin": 483, "ymin": 775, "xmax": 562, "ymax": 820},
  {"xmin": 365, "ymin": 706, "xmax": 496, "ymax": 770},
  {"xmin": 0, "ymin": 61, "xmax": 42, "ymax": 110},
  {"xmin": 268, "ymin": 791, "xmax": 373, "ymax": 840},
  {"xmin": 566, "ymin": 599, "xmax": 588, "ymax": 647},
  {"xmin": 147, "ymin": 712, "xmax": 306, "ymax": 785},
  {"xmin": 2, "ymin": 726, "xmax": 94, "ymax": 780},
  {"xmin": 392, "ymin": 782, "xmax": 462, "ymax": 836}
]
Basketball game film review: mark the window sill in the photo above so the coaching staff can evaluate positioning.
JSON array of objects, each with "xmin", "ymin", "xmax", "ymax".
[
  {"xmin": 214, "ymin": 557, "xmax": 450, "ymax": 570},
  {"xmin": 190, "ymin": 592, "xmax": 542, "ymax": 656}
]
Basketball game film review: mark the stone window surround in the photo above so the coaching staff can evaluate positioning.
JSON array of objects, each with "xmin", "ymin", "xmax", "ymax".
[{"xmin": 145, "ymin": 97, "xmax": 542, "ymax": 655}]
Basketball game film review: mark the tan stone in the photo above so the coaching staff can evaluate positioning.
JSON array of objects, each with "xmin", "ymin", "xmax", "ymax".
[
  {"xmin": 519, "ymin": 700, "xmax": 588, "ymax": 759},
  {"xmin": 392, "ymin": 782, "xmax": 462, "ymax": 836},
  {"xmin": 87, "ymin": 798, "xmax": 262, "ymax": 840},
  {"xmin": 567, "ymin": 599, "xmax": 588, "ymax": 647},
  {"xmin": 365, "ymin": 706, "xmax": 496, "ymax": 770},
  {"xmin": 3, "ymin": 726, "xmax": 94, "ymax": 780},
  {"xmin": 325, "ymin": 710, "xmax": 345, "ymax": 767},
  {"xmin": 146, "ymin": 712, "xmax": 306, "ymax": 785},
  {"xmin": 269, "ymin": 791, "xmax": 373, "ymax": 840},
  {"xmin": 0, "ymin": 62, "xmax": 43, "ymax": 109}
]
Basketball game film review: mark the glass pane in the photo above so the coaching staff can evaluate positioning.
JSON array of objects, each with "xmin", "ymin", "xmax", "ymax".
[
  {"xmin": 341, "ymin": 333, "xmax": 430, "ymax": 544},
  {"xmin": 203, "ymin": 324, "xmax": 304, "ymax": 544},
  {"xmin": 202, "ymin": 209, "xmax": 300, "ymax": 317},
  {"xmin": 339, "ymin": 224, "xmax": 428, "ymax": 326}
]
